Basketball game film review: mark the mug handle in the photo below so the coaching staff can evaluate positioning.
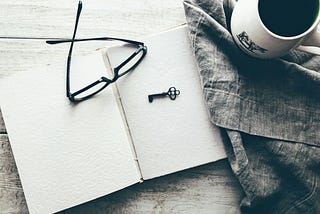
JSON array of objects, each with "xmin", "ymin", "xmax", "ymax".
[{"xmin": 297, "ymin": 28, "xmax": 320, "ymax": 55}]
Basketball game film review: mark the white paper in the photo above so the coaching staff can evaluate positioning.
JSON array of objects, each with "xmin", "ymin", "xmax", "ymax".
[
  {"xmin": 107, "ymin": 26, "xmax": 227, "ymax": 179},
  {"xmin": 0, "ymin": 51, "xmax": 140, "ymax": 214}
]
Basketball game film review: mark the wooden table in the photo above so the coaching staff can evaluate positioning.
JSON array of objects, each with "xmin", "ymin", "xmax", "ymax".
[{"xmin": 0, "ymin": 1, "xmax": 244, "ymax": 213}]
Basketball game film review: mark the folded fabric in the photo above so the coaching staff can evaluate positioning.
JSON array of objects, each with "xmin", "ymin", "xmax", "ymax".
[
  {"xmin": 184, "ymin": 0, "xmax": 320, "ymax": 145},
  {"xmin": 183, "ymin": 0, "xmax": 320, "ymax": 213}
]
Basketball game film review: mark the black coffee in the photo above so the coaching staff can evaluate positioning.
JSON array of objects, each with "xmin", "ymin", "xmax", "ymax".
[{"xmin": 258, "ymin": 0, "xmax": 319, "ymax": 37}]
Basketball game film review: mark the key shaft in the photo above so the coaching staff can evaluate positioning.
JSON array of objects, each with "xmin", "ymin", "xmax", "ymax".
[{"xmin": 148, "ymin": 92, "xmax": 167, "ymax": 102}]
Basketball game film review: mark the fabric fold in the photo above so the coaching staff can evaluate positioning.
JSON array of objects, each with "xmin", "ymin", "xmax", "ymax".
[{"xmin": 183, "ymin": 0, "xmax": 320, "ymax": 146}]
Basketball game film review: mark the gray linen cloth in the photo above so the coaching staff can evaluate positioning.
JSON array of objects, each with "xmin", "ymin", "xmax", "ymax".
[{"xmin": 183, "ymin": 0, "xmax": 320, "ymax": 213}]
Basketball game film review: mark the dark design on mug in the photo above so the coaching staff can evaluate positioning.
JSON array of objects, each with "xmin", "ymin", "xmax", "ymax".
[{"xmin": 236, "ymin": 31, "xmax": 268, "ymax": 54}]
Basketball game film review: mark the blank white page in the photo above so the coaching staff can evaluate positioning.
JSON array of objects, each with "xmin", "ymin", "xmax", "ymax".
[
  {"xmin": 107, "ymin": 26, "xmax": 227, "ymax": 180},
  {"xmin": 0, "ymin": 51, "xmax": 140, "ymax": 214}
]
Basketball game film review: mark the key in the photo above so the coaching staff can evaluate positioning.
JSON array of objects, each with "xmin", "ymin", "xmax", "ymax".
[{"xmin": 148, "ymin": 87, "xmax": 180, "ymax": 103}]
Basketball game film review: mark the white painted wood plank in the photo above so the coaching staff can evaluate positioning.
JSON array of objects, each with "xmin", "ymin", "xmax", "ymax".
[
  {"xmin": 0, "ymin": 109, "xmax": 5, "ymax": 133},
  {"xmin": 0, "ymin": 0, "xmax": 186, "ymax": 38},
  {"xmin": 0, "ymin": 39, "xmax": 109, "ymax": 77},
  {"xmin": 0, "ymin": 134, "xmax": 28, "ymax": 213}
]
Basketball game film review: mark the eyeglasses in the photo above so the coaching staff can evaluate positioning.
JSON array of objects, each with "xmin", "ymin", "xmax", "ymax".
[{"xmin": 46, "ymin": 1, "xmax": 147, "ymax": 102}]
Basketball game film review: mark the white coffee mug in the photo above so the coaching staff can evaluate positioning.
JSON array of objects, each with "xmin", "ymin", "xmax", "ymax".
[{"xmin": 231, "ymin": 0, "xmax": 320, "ymax": 58}]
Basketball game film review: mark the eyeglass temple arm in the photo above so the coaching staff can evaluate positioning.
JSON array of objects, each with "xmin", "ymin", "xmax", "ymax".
[
  {"xmin": 46, "ymin": 37, "xmax": 144, "ymax": 47},
  {"xmin": 66, "ymin": 0, "xmax": 82, "ymax": 98}
]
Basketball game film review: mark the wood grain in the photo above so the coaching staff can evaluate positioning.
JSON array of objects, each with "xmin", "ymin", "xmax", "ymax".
[
  {"xmin": 0, "ymin": 134, "xmax": 28, "ymax": 213},
  {"xmin": 0, "ymin": 1, "xmax": 244, "ymax": 213},
  {"xmin": 0, "ymin": 0, "xmax": 186, "ymax": 39},
  {"xmin": 0, "ymin": 109, "xmax": 5, "ymax": 133},
  {"xmin": 0, "ymin": 38, "xmax": 114, "ymax": 78}
]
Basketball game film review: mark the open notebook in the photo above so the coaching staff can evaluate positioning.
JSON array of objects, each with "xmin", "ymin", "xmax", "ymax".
[{"xmin": 0, "ymin": 26, "xmax": 226, "ymax": 214}]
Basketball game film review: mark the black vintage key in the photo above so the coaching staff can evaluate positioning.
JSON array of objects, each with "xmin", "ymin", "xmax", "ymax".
[{"xmin": 148, "ymin": 87, "xmax": 180, "ymax": 103}]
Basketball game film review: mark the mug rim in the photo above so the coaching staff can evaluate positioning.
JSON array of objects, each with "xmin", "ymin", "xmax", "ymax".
[{"xmin": 257, "ymin": 0, "xmax": 320, "ymax": 40}]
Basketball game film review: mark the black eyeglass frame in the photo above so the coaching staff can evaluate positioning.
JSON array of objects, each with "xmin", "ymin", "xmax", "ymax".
[{"xmin": 46, "ymin": 1, "xmax": 147, "ymax": 102}]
